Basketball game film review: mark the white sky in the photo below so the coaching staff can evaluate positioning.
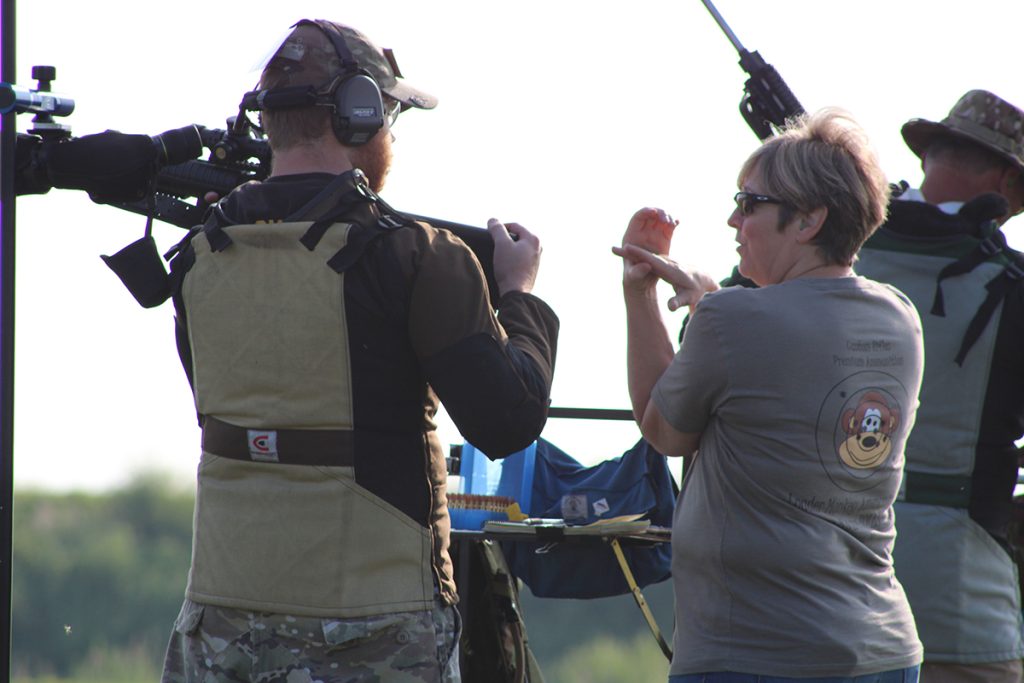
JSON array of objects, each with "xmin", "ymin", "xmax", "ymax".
[{"xmin": 9, "ymin": 1, "xmax": 1024, "ymax": 492}]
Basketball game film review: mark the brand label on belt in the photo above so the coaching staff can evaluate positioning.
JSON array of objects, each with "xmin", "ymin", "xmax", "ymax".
[{"xmin": 247, "ymin": 430, "xmax": 279, "ymax": 462}]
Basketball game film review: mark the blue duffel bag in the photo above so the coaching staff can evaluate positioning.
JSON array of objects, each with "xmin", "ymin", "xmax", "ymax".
[{"xmin": 501, "ymin": 437, "xmax": 678, "ymax": 599}]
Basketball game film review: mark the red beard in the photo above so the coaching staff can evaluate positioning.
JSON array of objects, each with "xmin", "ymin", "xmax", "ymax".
[{"xmin": 350, "ymin": 131, "xmax": 393, "ymax": 193}]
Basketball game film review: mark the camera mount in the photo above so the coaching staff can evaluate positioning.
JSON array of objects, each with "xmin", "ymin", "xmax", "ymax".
[{"xmin": 0, "ymin": 65, "xmax": 75, "ymax": 137}]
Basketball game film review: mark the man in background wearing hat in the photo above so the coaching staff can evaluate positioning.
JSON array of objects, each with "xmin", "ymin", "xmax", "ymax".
[
  {"xmin": 158, "ymin": 19, "xmax": 559, "ymax": 682},
  {"xmin": 856, "ymin": 90, "xmax": 1024, "ymax": 683}
]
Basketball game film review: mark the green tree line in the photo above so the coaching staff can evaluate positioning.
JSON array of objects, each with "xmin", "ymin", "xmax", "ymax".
[
  {"xmin": 11, "ymin": 476, "xmax": 672, "ymax": 682},
  {"xmin": 12, "ymin": 476, "xmax": 193, "ymax": 680}
]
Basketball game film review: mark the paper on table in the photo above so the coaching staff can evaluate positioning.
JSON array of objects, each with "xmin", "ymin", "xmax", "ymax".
[{"xmin": 483, "ymin": 513, "xmax": 651, "ymax": 536}]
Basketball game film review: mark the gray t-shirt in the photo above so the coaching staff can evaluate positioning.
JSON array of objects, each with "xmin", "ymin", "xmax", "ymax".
[{"xmin": 653, "ymin": 276, "xmax": 924, "ymax": 678}]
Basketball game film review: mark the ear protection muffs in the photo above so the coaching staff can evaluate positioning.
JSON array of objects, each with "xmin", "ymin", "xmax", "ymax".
[
  {"xmin": 308, "ymin": 19, "xmax": 385, "ymax": 146},
  {"xmin": 239, "ymin": 19, "xmax": 385, "ymax": 146}
]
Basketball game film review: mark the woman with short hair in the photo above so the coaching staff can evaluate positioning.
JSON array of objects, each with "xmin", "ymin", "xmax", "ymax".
[{"xmin": 615, "ymin": 109, "xmax": 924, "ymax": 683}]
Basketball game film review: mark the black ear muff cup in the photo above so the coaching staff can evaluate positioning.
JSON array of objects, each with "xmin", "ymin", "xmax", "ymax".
[{"xmin": 331, "ymin": 71, "xmax": 384, "ymax": 146}]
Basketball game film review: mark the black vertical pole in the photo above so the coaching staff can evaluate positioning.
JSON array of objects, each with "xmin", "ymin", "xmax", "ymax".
[{"xmin": 0, "ymin": 0, "xmax": 15, "ymax": 677}]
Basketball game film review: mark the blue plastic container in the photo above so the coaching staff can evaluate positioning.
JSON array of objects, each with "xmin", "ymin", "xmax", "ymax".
[{"xmin": 449, "ymin": 441, "xmax": 536, "ymax": 530}]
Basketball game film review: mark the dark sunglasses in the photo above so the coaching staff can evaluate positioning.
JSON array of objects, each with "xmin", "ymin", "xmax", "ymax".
[{"xmin": 734, "ymin": 191, "xmax": 786, "ymax": 216}]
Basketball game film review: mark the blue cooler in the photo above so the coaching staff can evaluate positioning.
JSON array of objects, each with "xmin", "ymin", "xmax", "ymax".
[{"xmin": 449, "ymin": 441, "xmax": 536, "ymax": 530}]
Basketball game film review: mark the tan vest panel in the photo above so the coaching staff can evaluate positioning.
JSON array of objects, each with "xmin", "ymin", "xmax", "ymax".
[
  {"xmin": 186, "ymin": 455, "xmax": 434, "ymax": 617},
  {"xmin": 183, "ymin": 222, "xmax": 354, "ymax": 429},
  {"xmin": 181, "ymin": 222, "xmax": 435, "ymax": 616}
]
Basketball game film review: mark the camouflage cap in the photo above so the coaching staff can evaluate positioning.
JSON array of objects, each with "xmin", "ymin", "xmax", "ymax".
[
  {"xmin": 264, "ymin": 19, "xmax": 437, "ymax": 111},
  {"xmin": 902, "ymin": 90, "xmax": 1024, "ymax": 173}
]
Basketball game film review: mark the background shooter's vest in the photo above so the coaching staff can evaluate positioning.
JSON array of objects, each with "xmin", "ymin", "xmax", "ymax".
[{"xmin": 855, "ymin": 193, "xmax": 1024, "ymax": 663}]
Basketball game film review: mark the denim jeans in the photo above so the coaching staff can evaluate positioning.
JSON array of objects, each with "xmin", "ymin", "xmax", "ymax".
[{"xmin": 669, "ymin": 666, "xmax": 919, "ymax": 683}]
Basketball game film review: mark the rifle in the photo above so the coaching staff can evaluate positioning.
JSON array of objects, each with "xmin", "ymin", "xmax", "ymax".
[
  {"xmin": 701, "ymin": 0, "xmax": 805, "ymax": 140},
  {"xmin": 4, "ymin": 66, "xmax": 509, "ymax": 306}
]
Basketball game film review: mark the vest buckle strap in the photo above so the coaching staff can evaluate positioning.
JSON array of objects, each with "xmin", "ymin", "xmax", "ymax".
[{"xmin": 202, "ymin": 416, "xmax": 355, "ymax": 467}]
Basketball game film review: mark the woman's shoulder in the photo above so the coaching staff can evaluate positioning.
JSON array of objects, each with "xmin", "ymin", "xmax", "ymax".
[
  {"xmin": 692, "ymin": 283, "xmax": 770, "ymax": 323},
  {"xmin": 850, "ymin": 276, "xmax": 922, "ymax": 317},
  {"xmin": 699, "ymin": 276, "xmax": 918, "ymax": 315}
]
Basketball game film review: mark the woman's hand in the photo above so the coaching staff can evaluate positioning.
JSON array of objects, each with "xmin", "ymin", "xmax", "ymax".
[
  {"xmin": 614, "ymin": 207, "xmax": 679, "ymax": 296},
  {"xmin": 613, "ymin": 245, "xmax": 719, "ymax": 313},
  {"xmin": 621, "ymin": 206, "xmax": 676, "ymax": 254}
]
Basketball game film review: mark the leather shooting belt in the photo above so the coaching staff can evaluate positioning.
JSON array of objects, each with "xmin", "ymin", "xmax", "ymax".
[{"xmin": 201, "ymin": 415, "xmax": 355, "ymax": 467}]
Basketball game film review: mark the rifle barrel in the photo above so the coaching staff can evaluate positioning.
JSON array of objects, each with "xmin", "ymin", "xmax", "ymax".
[{"xmin": 700, "ymin": 0, "xmax": 746, "ymax": 54}]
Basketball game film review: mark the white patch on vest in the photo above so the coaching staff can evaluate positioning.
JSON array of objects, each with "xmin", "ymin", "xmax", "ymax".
[
  {"xmin": 592, "ymin": 498, "xmax": 610, "ymax": 517},
  {"xmin": 247, "ymin": 430, "xmax": 279, "ymax": 462}
]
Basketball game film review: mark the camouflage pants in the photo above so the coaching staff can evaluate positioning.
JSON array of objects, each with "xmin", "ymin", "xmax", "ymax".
[{"xmin": 160, "ymin": 598, "xmax": 461, "ymax": 683}]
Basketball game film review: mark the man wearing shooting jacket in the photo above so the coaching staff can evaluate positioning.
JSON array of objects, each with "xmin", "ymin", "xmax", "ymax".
[
  {"xmin": 855, "ymin": 90, "xmax": 1024, "ymax": 683},
  {"xmin": 158, "ymin": 19, "xmax": 559, "ymax": 682}
]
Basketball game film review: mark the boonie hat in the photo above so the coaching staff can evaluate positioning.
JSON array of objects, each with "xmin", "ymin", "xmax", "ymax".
[
  {"xmin": 901, "ymin": 90, "xmax": 1024, "ymax": 173},
  {"xmin": 264, "ymin": 19, "xmax": 438, "ymax": 111}
]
